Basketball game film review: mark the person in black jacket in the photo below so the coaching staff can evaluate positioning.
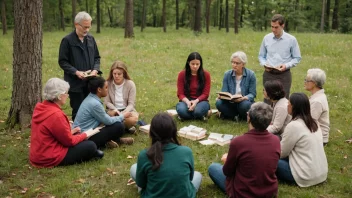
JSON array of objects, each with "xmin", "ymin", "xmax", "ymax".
[{"xmin": 58, "ymin": 11, "xmax": 101, "ymax": 121}]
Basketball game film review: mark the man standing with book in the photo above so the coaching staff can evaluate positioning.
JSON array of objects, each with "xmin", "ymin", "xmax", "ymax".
[{"xmin": 258, "ymin": 14, "xmax": 301, "ymax": 102}]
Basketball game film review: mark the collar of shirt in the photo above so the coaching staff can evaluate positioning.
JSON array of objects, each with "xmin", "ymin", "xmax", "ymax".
[{"xmin": 88, "ymin": 93, "xmax": 102, "ymax": 104}]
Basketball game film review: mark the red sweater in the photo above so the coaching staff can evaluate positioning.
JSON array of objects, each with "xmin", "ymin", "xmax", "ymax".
[
  {"xmin": 29, "ymin": 101, "xmax": 87, "ymax": 168},
  {"xmin": 177, "ymin": 70, "xmax": 211, "ymax": 101},
  {"xmin": 223, "ymin": 129, "xmax": 280, "ymax": 198}
]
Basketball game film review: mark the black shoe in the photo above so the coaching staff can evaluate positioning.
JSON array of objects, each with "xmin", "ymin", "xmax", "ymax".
[
  {"xmin": 94, "ymin": 149, "xmax": 104, "ymax": 159},
  {"xmin": 126, "ymin": 126, "xmax": 136, "ymax": 134}
]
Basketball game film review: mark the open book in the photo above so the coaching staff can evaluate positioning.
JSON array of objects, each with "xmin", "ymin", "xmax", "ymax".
[
  {"xmin": 199, "ymin": 132, "xmax": 235, "ymax": 146},
  {"xmin": 82, "ymin": 70, "xmax": 96, "ymax": 78},
  {"xmin": 217, "ymin": 92, "xmax": 242, "ymax": 101},
  {"xmin": 178, "ymin": 125, "xmax": 207, "ymax": 141},
  {"xmin": 264, "ymin": 64, "xmax": 281, "ymax": 71},
  {"xmin": 139, "ymin": 124, "xmax": 151, "ymax": 134},
  {"xmin": 166, "ymin": 109, "xmax": 178, "ymax": 116},
  {"xmin": 84, "ymin": 125, "xmax": 104, "ymax": 139}
]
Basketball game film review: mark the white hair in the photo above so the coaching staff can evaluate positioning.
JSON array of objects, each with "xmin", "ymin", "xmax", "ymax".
[
  {"xmin": 74, "ymin": 11, "xmax": 92, "ymax": 24},
  {"xmin": 307, "ymin": 68, "xmax": 326, "ymax": 88},
  {"xmin": 43, "ymin": 78, "xmax": 70, "ymax": 101},
  {"xmin": 230, "ymin": 51, "xmax": 248, "ymax": 65}
]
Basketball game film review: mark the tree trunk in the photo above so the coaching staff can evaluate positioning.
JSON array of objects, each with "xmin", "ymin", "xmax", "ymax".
[
  {"xmin": 219, "ymin": 0, "xmax": 223, "ymax": 30},
  {"xmin": 320, "ymin": 0, "xmax": 325, "ymax": 32},
  {"xmin": 162, "ymin": 0, "xmax": 166, "ymax": 32},
  {"xmin": 194, "ymin": 0, "xmax": 202, "ymax": 32},
  {"xmin": 206, "ymin": 0, "xmax": 211, "ymax": 33},
  {"xmin": 225, "ymin": 0, "xmax": 229, "ymax": 32},
  {"xmin": 332, "ymin": 0, "xmax": 339, "ymax": 30},
  {"xmin": 108, "ymin": 6, "xmax": 113, "ymax": 27},
  {"xmin": 8, "ymin": 0, "xmax": 42, "ymax": 129},
  {"xmin": 240, "ymin": 0, "xmax": 244, "ymax": 28},
  {"xmin": 125, "ymin": 0, "xmax": 134, "ymax": 38},
  {"xmin": 1, "ymin": 0, "xmax": 7, "ymax": 35},
  {"xmin": 96, "ymin": 0, "xmax": 101, "ymax": 33},
  {"xmin": 325, "ymin": 0, "xmax": 330, "ymax": 31},
  {"xmin": 141, "ymin": 0, "xmax": 147, "ymax": 32},
  {"xmin": 176, "ymin": 0, "xmax": 179, "ymax": 30},
  {"xmin": 86, "ymin": 0, "xmax": 88, "ymax": 12},
  {"xmin": 72, "ymin": 0, "xmax": 76, "ymax": 28},
  {"xmin": 59, "ymin": 0, "xmax": 65, "ymax": 31},
  {"xmin": 234, "ymin": 0, "xmax": 239, "ymax": 33},
  {"xmin": 188, "ymin": 0, "xmax": 194, "ymax": 29}
]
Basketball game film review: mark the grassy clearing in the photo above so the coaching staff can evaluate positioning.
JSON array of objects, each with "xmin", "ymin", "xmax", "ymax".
[{"xmin": 0, "ymin": 27, "xmax": 351, "ymax": 197}]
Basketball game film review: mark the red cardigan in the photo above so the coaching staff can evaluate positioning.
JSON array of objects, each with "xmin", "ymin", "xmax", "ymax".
[
  {"xmin": 223, "ymin": 129, "xmax": 280, "ymax": 198},
  {"xmin": 29, "ymin": 101, "xmax": 87, "ymax": 168},
  {"xmin": 177, "ymin": 70, "xmax": 211, "ymax": 101}
]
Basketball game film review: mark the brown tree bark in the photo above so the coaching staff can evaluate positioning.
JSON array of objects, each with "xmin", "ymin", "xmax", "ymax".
[
  {"xmin": 59, "ymin": 0, "xmax": 65, "ymax": 31},
  {"xmin": 1, "ymin": 0, "xmax": 7, "ymax": 35},
  {"xmin": 96, "ymin": 0, "xmax": 101, "ymax": 33},
  {"xmin": 320, "ymin": 0, "xmax": 326, "ymax": 32},
  {"xmin": 8, "ymin": 0, "xmax": 42, "ymax": 129},
  {"xmin": 194, "ymin": 0, "xmax": 202, "ymax": 32},
  {"xmin": 176, "ymin": 0, "xmax": 179, "ymax": 30},
  {"xmin": 188, "ymin": 0, "xmax": 194, "ymax": 29},
  {"xmin": 332, "ymin": 0, "xmax": 339, "ymax": 30},
  {"xmin": 125, "ymin": 0, "xmax": 134, "ymax": 38},
  {"xmin": 325, "ymin": 0, "xmax": 330, "ymax": 31},
  {"xmin": 234, "ymin": 0, "xmax": 239, "ymax": 34},
  {"xmin": 219, "ymin": 0, "xmax": 223, "ymax": 30},
  {"xmin": 225, "ymin": 0, "xmax": 229, "ymax": 32},
  {"xmin": 206, "ymin": 0, "xmax": 211, "ymax": 33},
  {"xmin": 72, "ymin": 0, "xmax": 76, "ymax": 28},
  {"xmin": 162, "ymin": 0, "xmax": 166, "ymax": 32},
  {"xmin": 141, "ymin": 0, "xmax": 147, "ymax": 32}
]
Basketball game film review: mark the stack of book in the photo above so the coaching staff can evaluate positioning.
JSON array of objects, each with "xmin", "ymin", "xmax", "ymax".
[
  {"xmin": 199, "ymin": 132, "xmax": 235, "ymax": 146},
  {"xmin": 166, "ymin": 109, "xmax": 178, "ymax": 116},
  {"xmin": 139, "ymin": 124, "xmax": 151, "ymax": 134},
  {"xmin": 178, "ymin": 125, "xmax": 207, "ymax": 140}
]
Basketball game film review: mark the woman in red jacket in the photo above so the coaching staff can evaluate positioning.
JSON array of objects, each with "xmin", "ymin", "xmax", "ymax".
[{"xmin": 29, "ymin": 78, "xmax": 103, "ymax": 168}]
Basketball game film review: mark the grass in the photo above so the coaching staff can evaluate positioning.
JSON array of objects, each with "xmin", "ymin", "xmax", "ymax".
[{"xmin": 0, "ymin": 27, "xmax": 352, "ymax": 197}]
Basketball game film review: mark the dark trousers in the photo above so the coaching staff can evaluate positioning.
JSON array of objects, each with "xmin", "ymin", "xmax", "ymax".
[
  {"xmin": 263, "ymin": 70, "xmax": 292, "ymax": 104},
  {"xmin": 68, "ymin": 87, "xmax": 89, "ymax": 121},
  {"xmin": 59, "ymin": 140, "xmax": 97, "ymax": 166},
  {"xmin": 89, "ymin": 122, "xmax": 125, "ymax": 148}
]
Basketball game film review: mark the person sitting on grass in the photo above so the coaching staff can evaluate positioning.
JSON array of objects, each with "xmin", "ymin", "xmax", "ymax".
[
  {"xmin": 105, "ymin": 60, "xmax": 139, "ymax": 134},
  {"xmin": 277, "ymin": 93, "xmax": 328, "ymax": 187},
  {"xmin": 176, "ymin": 52, "xmax": 211, "ymax": 121},
  {"xmin": 216, "ymin": 51, "xmax": 256, "ymax": 121},
  {"xmin": 73, "ymin": 76, "xmax": 134, "ymax": 148},
  {"xmin": 208, "ymin": 102, "xmax": 280, "ymax": 198},
  {"xmin": 30, "ymin": 78, "xmax": 103, "ymax": 168},
  {"xmin": 130, "ymin": 112, "xmax": 202, "ymax": 197}
]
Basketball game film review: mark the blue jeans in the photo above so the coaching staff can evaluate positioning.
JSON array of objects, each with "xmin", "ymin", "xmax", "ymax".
[
  {"xmin": 130, "ymin": 164, "xmax": 202, "ymax": 192},
  {"xmin": 216, "ymin": 99, "xmax": 252, "ymax": 120},
  {"xmin": 176, "ymin": 101, "xmax": 210, "ymax": 120},
  {"xmin": 208, "ymin": 163, "xmax": 226, "ymax": 192},
  {"xmin": 276, "ymin": 159, "xmax": 296, "ymax": 184}
]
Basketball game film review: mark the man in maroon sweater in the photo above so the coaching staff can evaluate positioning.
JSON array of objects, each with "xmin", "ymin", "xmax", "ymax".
[{"xmin": 208, "ymin": 102, "xmax": 280, "ymax": 198}]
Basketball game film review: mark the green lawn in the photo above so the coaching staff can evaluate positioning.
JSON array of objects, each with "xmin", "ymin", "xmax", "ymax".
[{"xmin": 0, "ymin": 27, "xmax": 351, "ymax": 197}]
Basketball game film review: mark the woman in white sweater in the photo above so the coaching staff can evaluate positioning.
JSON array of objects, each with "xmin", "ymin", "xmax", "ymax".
[{"xmin": 277, "ymin": 93, "xmax": 328, "ymax": 187}]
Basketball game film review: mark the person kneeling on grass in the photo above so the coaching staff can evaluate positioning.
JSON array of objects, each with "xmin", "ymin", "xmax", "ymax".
[
  {"xmin": 30, "ymin": 78, "xmax": 103, "ymax": 168},
  {"xmin": 208, "ymin": 102, "xmax": 280, "ymax": 198},
  {"xmin": 130, "ymin": 113, "xmax": 202, "ymax": 198},
  {"xmin": 73, "ymin": 76, "xmax": 134, "ymax": 148}
]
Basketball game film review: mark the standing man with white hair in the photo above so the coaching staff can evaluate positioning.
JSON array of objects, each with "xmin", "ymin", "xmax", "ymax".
[
  {"xmin": 59, "ymin": 11, "xmax": 101, "ymax": 121},
  {"xmin": 259, "ymin": 14, "xmax": 301, "ymax": 102}
]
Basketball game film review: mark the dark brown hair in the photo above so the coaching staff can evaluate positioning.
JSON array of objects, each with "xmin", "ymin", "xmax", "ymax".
[
  {"xmin": 289, "ymin": 93, "xmax": 318, "ymax": 132},
  {"xmin": 271, "ymin": 14, "xmax": 285, "ymax": 26},
  {"xmin": 264, "ymin": 80, "xmax": 286, "ymax": 100}
]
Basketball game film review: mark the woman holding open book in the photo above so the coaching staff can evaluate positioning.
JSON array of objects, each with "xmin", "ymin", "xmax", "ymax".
[
  {"xmin": 105, "ymin": 60, "xmax": 139, "ymax": 134},
  {"xmin": 216, "ymin": 51, "xmax": 256, "ymax": 121},
  {"xmin": 30, "ymin": 78, "xmax": 103, "ymax": 168},
  {"xmin": 176, "ymin": 52, "xmax": 211, "ymax": 121},
  {"xmin": 130, "ymin": 113, "xmax": 202, "ymax": 197}
]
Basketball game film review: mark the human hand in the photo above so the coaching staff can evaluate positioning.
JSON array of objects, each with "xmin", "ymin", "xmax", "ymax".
[
  {"xmin": 188, "ymin": 99, "xmax": 199, "ymax": 111},
  {"xmin": 90, "ymin": 70, "xmax": 98, "ymax": 76},
  {"xmin": 75, "ymin": 71, "xmax": 85, "ymax": 79},
  {"xmin": 71, "ymin": 127, "xmax": 81, "ymax": 135},
  {"xmin": 123, "ymin": 112, "xmax": 132, "ymax": 118},
  {"xmin": 107, "ymin": 110, "xmax": 118, "ymax": 117},
  {"xmin": 221, "ymin": 153, "xmax": 228, "ymax": 163},
  {"xmin": 278, "ymin": 64, "xmax": 286, "ymax": 71}
]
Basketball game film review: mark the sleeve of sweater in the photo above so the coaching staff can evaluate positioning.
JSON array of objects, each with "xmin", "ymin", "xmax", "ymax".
[
  {"xmin": 223, "ymin": 139, "xmax": 238, "ymax": 176},
  {"xmin": 124, "ymin": 80, "xmax": 137, "ymax": 113},
  {"xmin": 177, "ymin": 71, "xmax": 186, "ymax": 100},
  {"xmin": 280, "ymin": 121, "xmax": 301, "ymax": 158},
  {"xmin": 197, "ymin": 71, "xmax": 211, "ymax": 101},
  {"xmin": 267, "ymin": 106, "xmax": 288, "ymax": 134},
  {"xmin": 105, "ymin": 82, "xmax": 117, "ymax": 110},
  {"xmin": 49, "ymin": 112, "xmax": 87, "ymax": 147},
  {"xmin": 310, "ymin": 100, "xmax": 323, "ymax": 121}
]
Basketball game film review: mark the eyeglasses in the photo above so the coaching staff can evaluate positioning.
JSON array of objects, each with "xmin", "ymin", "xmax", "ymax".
[
  {"xmin": 231, "ymin": 61, "xmax": 242, "ymax": 65},
  {"xmin": 304, "ymin": 78, "xmax": 314, "ymax": 83},
  {"xmin": 78, "ymin": 23, "xmax": 91, "ymax": 30}
]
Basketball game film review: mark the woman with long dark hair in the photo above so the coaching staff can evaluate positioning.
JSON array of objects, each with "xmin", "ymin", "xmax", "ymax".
[
  {"xmin": 176, "ymin": 52, "xmax": 211, "ymax": 120},
  {"xmin": 130, "ymin": 113, "xmax": 202, "ymax": 197},
  {"xmin": 277, "ymin": 93, "xmax": 328, "ymax": 187}
]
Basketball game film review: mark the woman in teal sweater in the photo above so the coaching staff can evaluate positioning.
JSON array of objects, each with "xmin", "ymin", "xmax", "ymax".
[{"xmin": 130, "ymin": 113, "xmax": 202, "ymax": 197}]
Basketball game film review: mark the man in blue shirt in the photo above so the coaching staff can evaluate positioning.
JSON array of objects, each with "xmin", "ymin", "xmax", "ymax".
[{"xmin": 258, "ymin": 14, "xmax": 301, "ymax": 101}]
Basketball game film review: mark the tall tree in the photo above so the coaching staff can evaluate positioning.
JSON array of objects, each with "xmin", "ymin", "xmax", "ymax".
[
  {"xmin": 188, "ymin": 0, "xmax": 194, "ymax": 29},
  {"xmin": 205, "ymin": 0, "xmax": 211, "ymax": 33},
  {"xmin": 234, "ymin": 0, "xmax": 239, "ymax": 33},
  {"xmin": 320, "ymin": 0, "xmax": 326, "ymax": 32},
  {"xmin": 141, "ymin": 0, "xmax": 147, "ymax": 32},
  {"xmin": 332, "ymin": 0, "xmax": 339, "ymax": 30},
  {"xmin": 325, "ymin": 0, "xmax": 330, "ymax": 31},
  {"xmin": 125, "ymin": 0, "xmax": 134, "ymax": 38},
  {"xmin": 8, "ymin": 0, "xmax": 42, "ymax": 129},
  {"xmin": 225, "ymin": 0, "xmax": 229, "ymax": 32},
  {"xmin": 240, "ymin": 0, "xmax": 244, "ymax": 27},
  {"xmin": 162, "ymin": 0, "xmax": 166, "ymax": 32},
  {"xmin": 219, "ymin": 0, "xmax": 223, "ymax": 30},
  {"xmin": 96, "ymin": 0, "xmax": 101, "ymax": 33},
  {"xmin": 176, "ymin": 0, "xmax": 179, "ymax": 30},
  {"xmin": 1, "ymin": 0, "xmax": 7, "ymax": 35},
  {"xmin": 72, "ymin": 0, "xmax": 76, "ymax": 28},
  {"xmin": 59, "ymin": 0, "xmax": 65, "ymax": 31},
  {"xmin": 194, "ymin": 0, "xmax": 202, "ymax": 32}
]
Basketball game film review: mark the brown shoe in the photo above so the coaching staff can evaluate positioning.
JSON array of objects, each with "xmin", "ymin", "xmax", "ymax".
[
  {"xmin": 106, "ymin": 140, "xmax": 119, "ymax": 149},
  {"xmin": 207, "ymin": 110, "xmax": 212, "ymax": 118},
  {"xmin": 120, "ymin": 137, "xmax": 134, "ymax": 145}
]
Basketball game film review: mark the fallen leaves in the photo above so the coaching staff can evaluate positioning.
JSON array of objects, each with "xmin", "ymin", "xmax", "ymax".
[{"xmin": 127, "ymin": 178, "xmax": 136, "ymax": 186}]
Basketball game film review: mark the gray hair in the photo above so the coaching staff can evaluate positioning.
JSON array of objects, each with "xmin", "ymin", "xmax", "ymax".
[
  {"xmin": 230, "ymin": 51, "xmax": 247, "ymax": 65},
  {"xmin": 43, "ymin": 78, "xmax": 70, "ymax": 101},
  {"xmin": 248, "ymin": 102, "xmax": 273, "ymax": 131},
  {"xmin": 74, "ymin": 11, "xmax": 92, "ymax": 24},
  {"xmin": 307, "ymin": 68, "xmax": 326, "ymax": 89}
]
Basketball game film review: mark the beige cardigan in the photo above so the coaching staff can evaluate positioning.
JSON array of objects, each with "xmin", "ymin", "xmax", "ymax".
[
  {"xmin": 104, "ymin": 79, "xmax": 137, "ymax": 113},
  {"xmin": 281, "ymin": 118, "xmax": 328, "ymax": 187},
  {"xmin": 310, "ymin": 89, "xmax": 330, "ymax": 143},
  {"xmin": 267, "ymin": 97, "xmax": 292, "ymax": 134}
]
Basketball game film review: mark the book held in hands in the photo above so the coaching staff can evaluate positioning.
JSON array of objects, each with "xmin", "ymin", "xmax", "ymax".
[
  {"xmin": 217, "ymin": 92, "xmax": 242, "ymax": 101},
  {"xmin": 178, "ymin": 125, "xmax": 207, "ymax": 141},
  {"xmin": 84, "ymin": 125, "xmax": 104, "ymax": 139}
]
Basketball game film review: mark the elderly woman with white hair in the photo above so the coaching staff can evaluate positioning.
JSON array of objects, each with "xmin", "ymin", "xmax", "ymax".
[
  {"xmin": 29, "ymin": 78, "xmax": 103, "ymax": 168},
  {"xmin": 304, "ymin": 68, "xmax": 330, "ymax": 145},
  {"xmin": 216, "ymin": 51, "xmax": 257, "ymax": 121}
]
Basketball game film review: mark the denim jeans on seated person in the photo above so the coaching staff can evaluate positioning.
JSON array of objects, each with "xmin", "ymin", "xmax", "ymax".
[
  {"xmin": 208, "ymin": 163, "xmax": 226, "ymax": 192},
  {"xmin": 276, "ymin": 158, "xmax": 296, "ymax": 185},
  {"xmin": 215, "ymin": 99, "xmax": 252, "ymax": 120},
  {"xmin": 176, "ymin": 100, "xmax": 210, "ymax": 120},
  {"xmin": 130, "ymin": 163, "xmax": 203, "ymax": 192}
]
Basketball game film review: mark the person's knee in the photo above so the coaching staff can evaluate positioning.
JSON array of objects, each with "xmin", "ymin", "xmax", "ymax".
[
  {"xmin": 215, "ymin": 100, "xmax": 223, "ymax": 109},
  {"xmin": 84, "ymin": 140, "xmax": 97, "ymax": 153},
  {"xmin": 176, "ymin": 102, "xmax": 188, "ymax": 115},
  {"xmin": 208, "ymin": 163, "xmax": 221, "ymax": 175}
]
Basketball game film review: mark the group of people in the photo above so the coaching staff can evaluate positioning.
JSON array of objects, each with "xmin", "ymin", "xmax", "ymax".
[{"xmin": 28, "ymin": 11, "xmax": 331, "ymax": 198}]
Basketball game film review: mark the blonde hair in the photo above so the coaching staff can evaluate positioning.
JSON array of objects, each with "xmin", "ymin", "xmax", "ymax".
[{"xmin": 107, "ymin": 60, "xmax": 131, "ymax": 82}]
